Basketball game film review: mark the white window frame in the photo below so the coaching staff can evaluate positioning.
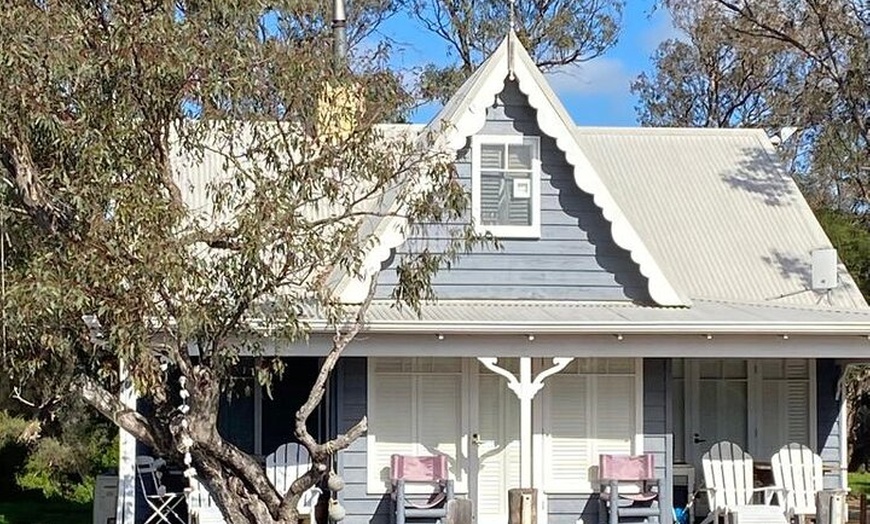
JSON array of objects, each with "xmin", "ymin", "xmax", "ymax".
[{"xmin": 471, "ymin": 135, "xmax": 541, "ymax": 239}]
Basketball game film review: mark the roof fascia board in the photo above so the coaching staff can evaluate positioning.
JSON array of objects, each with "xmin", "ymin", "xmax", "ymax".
[
  {"xmin": 335, "ymin": 41, "xmax": 511, "ymax": 302},
  {"xmin": 233, "ymin": 332, "xmax": 870, "ymax": 359},
  {"xmin": 300, "ymin": 318, "xmax": 870, "ymax": 335}
]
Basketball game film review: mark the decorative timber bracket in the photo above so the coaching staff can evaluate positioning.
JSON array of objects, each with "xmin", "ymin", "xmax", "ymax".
[{"xmin": 476, "ymin": 356, "xmax": 574, "ymax": 488}]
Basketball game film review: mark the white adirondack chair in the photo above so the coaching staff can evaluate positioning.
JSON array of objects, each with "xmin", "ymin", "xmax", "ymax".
[
  {"xmin": 187, "ymin": 475, "xmax": 226, "ymax": 524},
  {"xmin": 266, "ymin": 442, "xmax": 323, "ymax": 523},
  {"xmin": 700, "ymin": 441, "xmax": 785, "ymax": 524},
  {"xmin": 772, "ymin": 443, "xmax": 844, "ymax": 524}
]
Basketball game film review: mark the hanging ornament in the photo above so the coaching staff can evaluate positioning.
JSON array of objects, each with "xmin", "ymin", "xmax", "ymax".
[
  {"xmin": 328, "ymin": 499, "xmax": 346, "ymax": 522},
  {"xmin": 177, "ymin": 373, "xmax": 195, "ymax": 487},
  {"xmin": 327, "ymin": 471, "xmax": 345, "ymax": 492}
]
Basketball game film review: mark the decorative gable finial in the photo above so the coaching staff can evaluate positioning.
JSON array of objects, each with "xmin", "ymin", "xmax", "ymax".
[
  {"xmin": 509, "ymin": 0, "xmax": 516, "ymax": 32},
  {"xmin": 508, "ymin": 0, "xmax": 517, "ymax": 79}
]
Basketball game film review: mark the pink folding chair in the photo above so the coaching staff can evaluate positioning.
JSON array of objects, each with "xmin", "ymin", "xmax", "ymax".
[
  {"xmin": 598, "ymin": 454, "xmax": 666, "ymax": 524},
  {"xmin": 390, "ymin": 455, "xmax": 454, "ymax": 524}
]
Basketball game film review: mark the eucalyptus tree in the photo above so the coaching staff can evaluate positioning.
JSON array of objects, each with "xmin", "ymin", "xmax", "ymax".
[
  {"xmin": 0, "ymin": 2, "xmax": 473, "ymax": 523},
  {"xmin": 409, "ymin": 0, "xmax": 625, "ymax": 102},
  {"xmin": 635, "ymin": 0, "xmax": 869, "ymax": 212}
]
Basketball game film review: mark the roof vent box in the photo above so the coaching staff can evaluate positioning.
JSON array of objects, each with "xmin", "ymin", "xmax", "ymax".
[{"xmin": 811, "ymin": 248, "xmax": 838, "ymax": 290}]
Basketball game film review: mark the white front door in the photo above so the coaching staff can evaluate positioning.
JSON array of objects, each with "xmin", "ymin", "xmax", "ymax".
[
  {"xmin": 471, "ymin": 361, "xmax": 521, "ymax": 524},
  {"xmin": 686, "ymin": 359, "xmax": 749, "ymax": 468}
]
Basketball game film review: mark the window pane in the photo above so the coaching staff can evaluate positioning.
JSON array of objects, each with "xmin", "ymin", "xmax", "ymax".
[
  {"xmin": 480, "ymin": 171, "xmax": 507, "ymax": 225},
  {"xmin": 508, "ymin": 144, "xmax": 532, "ymax": 169},
  {"xmin": 507, "ymin": 174, "xmax": 532, "ymax": 226},
  {"xmin": 480, "ymin": 144, "xmax": 504, "ymax": 169}
]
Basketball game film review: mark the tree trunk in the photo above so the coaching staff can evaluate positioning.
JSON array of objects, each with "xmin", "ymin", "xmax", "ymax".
[{"xmin": 192, "ymin": 453, "xmax": 290, "ymax": 524}]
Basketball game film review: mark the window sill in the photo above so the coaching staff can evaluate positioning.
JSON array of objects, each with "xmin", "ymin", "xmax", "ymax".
[{"xmin": 475, "ymin": 224, "xmax": 541, "ymax": 239}]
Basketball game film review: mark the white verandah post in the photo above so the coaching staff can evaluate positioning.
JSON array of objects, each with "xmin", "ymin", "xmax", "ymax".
[
  {"xmin": 117, "ymin": 361, "xmax": 138, "ymax": 524},
  {"xmin": 477, "ymin": 356, "xmax": 574, "ymax": 488}
]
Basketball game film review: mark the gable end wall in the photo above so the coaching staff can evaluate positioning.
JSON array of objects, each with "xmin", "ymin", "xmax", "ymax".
[{"xmin": 375, "ymin": 80, "xmax": 651, "ymax": 302}]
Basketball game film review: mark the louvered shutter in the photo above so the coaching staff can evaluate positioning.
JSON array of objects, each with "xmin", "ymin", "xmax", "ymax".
[
  {"xmin": 369, "ymin": 373, "xmax": 415, "ymax": 491},
  {"xmin": 418, "ymin": 374, "xmax": 466, "ymax": 493},
  {"xmin": 546, "ymin": 375, "xmax": 591, "ymax": 491},
  {"xmin": 759, "ymin": 360, "xmax": 810, "ymax": 458},
  {"xmin": 593, "ymin": 375, "xmax": 635, "ymax": 458},
  {"xmin": 477, "ymin": 374, "xmax": 520, "ymax": 520},
  {"xmin": 369, "ymin": 359, "xmax": 466, "ymax": 494},
  {"xmin": 480, "ymin": 145, "xmax": 505, "ymax": 225},
  {"xmin": 506, "ymin": 143, "xmax": 533, "ymax": 226},
  {"xmin": 507, "ymin": 177, "xmax": 532, "ymax": 226}
]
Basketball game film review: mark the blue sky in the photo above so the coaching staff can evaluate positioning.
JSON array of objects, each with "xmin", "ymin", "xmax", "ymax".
[{"xmin": 371, "ymin": 1, "xmax": 680, "ymax": 126}]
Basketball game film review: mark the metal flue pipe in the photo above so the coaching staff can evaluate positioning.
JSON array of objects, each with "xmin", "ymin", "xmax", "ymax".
[{"xmin": 332, "ymin": 0, "xmax": 347, "ymax": 67}]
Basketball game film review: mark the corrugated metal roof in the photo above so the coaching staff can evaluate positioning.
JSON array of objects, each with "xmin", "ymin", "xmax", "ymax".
[
  {"xmin": 356, "ymin": 298, "xmax": 870, "ymax": 334},
  {"xmin": 168, "ymin": 39, "xmax": 869, "ymax": 317},
  {"xmin": 572, "ymin": 128, "xmax": 867, "ymax": 309},
  {"xmin": 171, "ymin": 123, "xmax": 422, "ymax": 219}
]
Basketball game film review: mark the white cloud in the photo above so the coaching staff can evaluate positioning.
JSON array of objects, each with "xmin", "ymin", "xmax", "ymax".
[
  {"xmin": 545, "ymin": 58, "xmax": 633, "ymax": 97},
  {"xmin": 640, "ymin": 7, "xmax": 686, "ymax": 52}
]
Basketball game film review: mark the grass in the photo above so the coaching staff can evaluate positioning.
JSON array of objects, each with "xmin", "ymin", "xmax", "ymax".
[
  {"xmin": 850, "ymin": 472, "xmax": 870, "ymax": 495},
  {"xmin": 0, "ymin": 497, "xmax": 90, "ymax": 524}
]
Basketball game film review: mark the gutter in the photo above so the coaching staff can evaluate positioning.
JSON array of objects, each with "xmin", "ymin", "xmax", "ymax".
[{"xmin": 305, "ymin": 320, "xmax": 870, "ymax": 336}]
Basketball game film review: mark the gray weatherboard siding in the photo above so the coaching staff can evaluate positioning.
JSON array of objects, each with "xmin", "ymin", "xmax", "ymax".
[
  {"xmin": 376, "ymin": 80, "xmax": 651, "ymax": 303},
  {"xmin": 817, "ymin": 359, "xmax": 844, "ymax": 489}
]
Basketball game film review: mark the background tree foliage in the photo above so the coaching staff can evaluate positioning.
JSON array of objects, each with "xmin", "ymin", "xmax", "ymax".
[
  {"xmin": 409, "ymin": 0, "xmax": 624, "ymax": 102},
  {"xmin": 0, "ymin": 2, "xmax": 476, "ymax": 523},
  {"xmin": 635, "ymin": 0, "xmax": 869, "ymax": 212},
  {"xmin": 635, "ymin": 0, "xmax": 870, "ymax": 467},
  {"xmin": 0, "ymin": 376, "xmax": 117, "ymax": 504}
]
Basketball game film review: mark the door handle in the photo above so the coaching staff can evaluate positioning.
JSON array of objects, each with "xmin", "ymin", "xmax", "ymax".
[
  {"xmin": 693, "ymin": 433, "xmax": 706, "ymax": 444},
  {"xmin": 472, "ymin": 433, "xmax": 482, "ymax": 446}
]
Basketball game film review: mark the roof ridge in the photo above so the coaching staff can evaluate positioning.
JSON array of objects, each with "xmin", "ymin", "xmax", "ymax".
[{"xmin": 573, "ymin": 126, "xmax": 768, "ymax": 136}]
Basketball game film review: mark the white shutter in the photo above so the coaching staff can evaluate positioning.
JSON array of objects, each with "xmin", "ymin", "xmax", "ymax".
[
  {"xmin": 543, "ymin": 360, "xmax": 638, "ymax": 494},
  {"xmin": 546, "ymin": 375, "xmax": 591, "ymax": 491},
  {"xmin": 369, "ymin": 373, "xmax": 415, "ymax": 491},
  {"xmin": 480, "ymin": 173, "xmax": 506, "ymax": 224},
  {"xmin": 477, "ymin": 375, "xmax": 520, "ymax": 519},
  {"xmin": 784, "ymin": 360, "xmax": 811, "ymax": 446},
  {"xmin": 593, "ymin": 375, "xmax": 635, "ymax": 458},
  {"xmin": 759, "ymin": 359, "xmax": 810, "ymax": 458},
  {"xmin": 368, "ymin": 358, "xmax": 466, "ymax": 494},
  {"xmin": 418, "ymin": 374, "xmax": 466, "ymax": 492}
]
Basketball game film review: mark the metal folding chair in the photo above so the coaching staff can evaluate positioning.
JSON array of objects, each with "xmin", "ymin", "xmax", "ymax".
[
  {"xmin": 390, "ymin": 454, "xmax": 454, "ymax": 524},
  {"xmin": 136, "ymin": 455, "xmax": 185, "ymax": 524},
  {"xmin": 598, "ymin": 454, "xmax": 667, "ymax": 524}
]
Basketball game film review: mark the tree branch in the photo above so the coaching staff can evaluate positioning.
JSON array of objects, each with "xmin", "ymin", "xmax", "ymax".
[
  {"xmin": 279, "ymin": 279, "xmax": 378, "ymax": 519},
  {"xmin": 76, "ymin": 374, "xmax": 160, "ymax": 450}
]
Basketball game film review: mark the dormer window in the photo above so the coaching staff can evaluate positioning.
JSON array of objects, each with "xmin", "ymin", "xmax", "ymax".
[{"xmin": 471, "ymin": 135, "xmax": 541, "ymax": 238}]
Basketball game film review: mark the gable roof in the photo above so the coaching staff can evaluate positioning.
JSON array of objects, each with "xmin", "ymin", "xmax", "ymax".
[
  {"xmin": 573, "ymin": 127, "xmax": 867, "ymax": 309},
  {"xmin": 339, "ymin": 32, "xmax": 688, "ymax": 307},
  {"xmin": 337, "ymin": 31, "xmax": 869, "ymax": 313}
]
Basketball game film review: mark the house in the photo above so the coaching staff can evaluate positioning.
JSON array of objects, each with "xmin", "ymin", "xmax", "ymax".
[{"xmin": 117, "ymin": 32, "xmax": 870, "ymax": 524}]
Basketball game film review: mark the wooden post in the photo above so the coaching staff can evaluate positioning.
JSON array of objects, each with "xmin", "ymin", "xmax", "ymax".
[
  {"xmin": 446, "ymin": 499, "xmax": 474, "ymax": 524},
  {"xmin": 508, "ymin": 488, "xmax": 537, "ymax": 524},
  {"xmin": 860, "ymin": 492, "xmax": 867, "ymax": 524}
]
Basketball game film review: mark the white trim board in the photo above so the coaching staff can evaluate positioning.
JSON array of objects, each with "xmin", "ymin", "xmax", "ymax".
[{"xmin": 240, "ymin": 333, "xmax": 870, "ymax": 358}]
